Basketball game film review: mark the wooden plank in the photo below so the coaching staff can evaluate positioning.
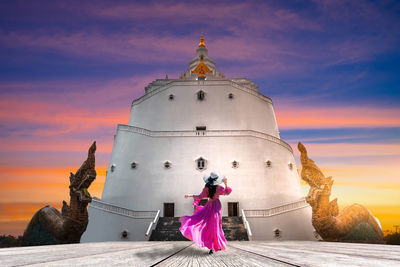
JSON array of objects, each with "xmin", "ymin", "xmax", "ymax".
[
  {"xmin": 157, "ymin": 244, "xmax": 288, "ymax": 267},
  {"xmin": 229, "ymin": 241, "xmax": 400, "ymax": 267},
  {"xmin": 232, "ymin": 241, "xmax": 400, "ymax": 261},
  {"xmin": 0, "ymin": 242, "xmax": 191, "ymax": 267},
  {"xmin": 31, "ymin": 242, "xmax": 191, "ymax": 267},
  {"xmin": 1, "ymin": 241, "xmax": 399, "ymax": 267}
]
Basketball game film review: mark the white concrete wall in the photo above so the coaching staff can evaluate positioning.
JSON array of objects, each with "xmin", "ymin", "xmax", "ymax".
[
  {"xmin": 247, "ymin": 206, "xmax": 317, "ymax": 241},
  {"xmin": 129, "ymin": 80, "xmax": 280, "ymax": 138},
  {"xmin": 83, "ymin": 79, "xmax": 316, "ymax": 242},
  {"xmin": 81, "ymin": 205, "xmax": 152, "ymax": 242},
  {"xmin": 101, "ymin": 128, "xmax": 302, "ymax": 217}
]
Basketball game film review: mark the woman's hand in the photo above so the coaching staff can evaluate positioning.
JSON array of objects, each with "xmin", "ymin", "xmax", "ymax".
[
  {"xmin": 223, "ymin": 177, "xmax": 228, "ymax": 185},
  {"xmin": 184, "ymin": 194, "xmax": 191, "ymax": 198}
]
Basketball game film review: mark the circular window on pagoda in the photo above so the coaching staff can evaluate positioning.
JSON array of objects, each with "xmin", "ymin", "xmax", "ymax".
[
  {"xmin": 273, "ymin": 228, "xmax": 281, "ymax": 239},
  {"xmin": 197, "ymin": 90, "xmax": 205, "ymax": 101},
  {"xmin": 288, "ymin": 163, "xmax": 293, "ymax": 170},
  {"xmin": 121, "ymin": 230, "xmax": 128, "ymax": 239},
  {"xmin": 131, "ymin": 162, "xmax": 137, "ymax": 169},
  {"xmin": 266, "ymin": 160, "xmax": 272, "ymax": 168},
  {"xmin": 232, "ymin": 160, "xmax": 239, "ymax": 168},
  {"xmin": 164, "ymin": 161, "xmax": 171, "ymax": 169}
]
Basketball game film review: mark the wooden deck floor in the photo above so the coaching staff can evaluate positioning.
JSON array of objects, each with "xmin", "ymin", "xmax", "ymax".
[{"xmin": 1, "ymin": 241, "xmax": 399, "ymax": 267}]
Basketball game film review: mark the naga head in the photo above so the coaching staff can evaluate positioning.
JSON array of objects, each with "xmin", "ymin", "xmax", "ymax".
[
  {"xmin": 298, "ymin": 142, "xmax": 334, "ymax": 212},
  {"xmin": 298, "ymin": 142, "xmax": 308, "ymax": 165},
  {"xmin": 69, "ymin": 141, "xmax": 97, "ymax": 203}
]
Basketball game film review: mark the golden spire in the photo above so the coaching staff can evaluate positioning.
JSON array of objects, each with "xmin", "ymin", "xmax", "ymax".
[{"xmin": 198, "ymin": 31, "xmax": 206, "ymax": 48}]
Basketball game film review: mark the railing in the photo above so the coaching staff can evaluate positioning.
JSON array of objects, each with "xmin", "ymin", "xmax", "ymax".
[
  {"xmin": 145, "ymin": 80, "xmax": 173, "ymax": 94},
  {"xmin": 145, "ymin": 210, "xmax": 160, "ymax": 238},
  {"xmin": 132, "ymin": 79, "xmax": 273, "ymax": 107},
  {"xmin": 118, "ymin": 124, "xmax": 293, "ymax": 153},
  {"xmin": 90, "ymin": 197, "xmax": 158, "ymax": 219},
  {"xmin": 228, "ymin": 80, "xmax": 271, "ymax": 103},
  {"xmin": 241, "ymin": 209, "xmax": 253, "ymax": 241},
  {"xmin": 244, "ymin": 198, "xmax": 310, "ymax": 218}
]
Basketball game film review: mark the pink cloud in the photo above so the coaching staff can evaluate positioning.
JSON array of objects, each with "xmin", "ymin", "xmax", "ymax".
[
  {"xmin": 0, "ymin": 1, "xmax": 397, "ymax": 81},
  {"xmin": 0, "ymin": 135, "xmax": 113, "ymax": 153},
  {"xmin": 0, "ymin": 77, "xmax": 398, "ymax": 157},
  {"xmin": 0, "ymin": 29, "xmax": 317, "ymax": 79},
  {"xmin": 0, "ymin": 76, "xmax": 152, "ymax": 155},
  {"xmin": 0, "ymin": 74, "xmax": 152, "ymax": 104},
  {"xmin": 0, "ymin": 74, "xmax": 157, "ymax": 136},
  {"xmin": 0, "ymin": 30, "xmax": 195, "ymax": 64},
  {"xmin": 0, "ymin": 99, "xmax": 128, "ymax": 135},
  {"xmin": 82, "ymin": 2, "xmax": 321, "ymax": 32},
  {"xmin": 1, "ymin": 27, "xmax": 391, "ymax": 79}
]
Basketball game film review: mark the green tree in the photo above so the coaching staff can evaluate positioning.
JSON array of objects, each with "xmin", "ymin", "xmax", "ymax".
[
  {"xmin": 0, "ymin": 235, "xmax": 23, "ymax": 248},
  {"xmin": 384, "ymin": 232, "xmax": 400, "ymax": 245}
]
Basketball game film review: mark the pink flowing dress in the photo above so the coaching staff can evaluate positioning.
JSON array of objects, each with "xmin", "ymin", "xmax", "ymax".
[{"xmin": 179, "ymin": 185, "xmax": 232, "ymax": 251}]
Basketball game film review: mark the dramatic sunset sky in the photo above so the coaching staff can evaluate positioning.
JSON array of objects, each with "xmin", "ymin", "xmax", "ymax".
[{"xmin": 0, "ymin": 1, "xmax": 399, "ymax": 236}]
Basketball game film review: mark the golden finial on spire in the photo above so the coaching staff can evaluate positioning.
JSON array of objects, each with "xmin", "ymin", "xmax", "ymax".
[{"xmin": 198, "ymin": 29, "xmax": 206, "ymax": 48}]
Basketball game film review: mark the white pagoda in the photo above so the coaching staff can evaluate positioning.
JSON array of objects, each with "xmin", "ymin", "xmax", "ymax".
[{"xmin": 82, "ymin": 34, "xmax": 317, "ymax": 242}]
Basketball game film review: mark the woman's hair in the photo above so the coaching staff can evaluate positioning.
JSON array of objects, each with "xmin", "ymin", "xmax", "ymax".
[{"xmin": 205, "ymin": 183, "xmax": 217, "ymax": 199}]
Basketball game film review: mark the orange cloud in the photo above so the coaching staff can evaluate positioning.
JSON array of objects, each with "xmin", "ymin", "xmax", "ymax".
[
  {"xmin": 0, "ymin": 221, "xmax": 31, "ymax": 236},
  {"xmin": 366, "ymin": 205, "xmax": 400, "ymax": 234},
  {"xmin": 0, "ymin": 99, "xmax": 129, "ymax": 135},
  {"xmin": 0, "ymin": 166, "xmax": 107, "ymax": 180},
  {"xmin": 0, "ymin": 202, "xmax": 60, "ymax": 221},
  {"xmin": 292, "ymin": 143, "xmax": 400, "ymax": 158},
  {"xmin": 0, "ymin": 137, "xmax": 113, "ymax": 153},
  {"xmin": 0, "ymin": 166, "xmax": 106, "ymax": 203},
  {"xmin": 300, "ymin": 183, "xmax": 399, "ymax": 232},
  {"xmin": 276, "ymin": 106, "xmax": 400, "ymax": 129},
  {"xmin": 0, "ymin": 202, "xmax": 62, "ymax": 236}
]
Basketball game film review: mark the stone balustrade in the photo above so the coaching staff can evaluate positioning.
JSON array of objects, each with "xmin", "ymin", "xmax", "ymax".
[
  {"xmin": 90, "ymin": 197, "xmax": 158, "ymax": 219},
  {"xmin": 132, "ymin": 79, "xmax": 273, "ymax": 107},
  {"xmin": 244, "ymin": 198, "xmax": 310, "ymax": 218},
  {"xmin": 118, "ymin": 124, "xmax": 293, "ymax": 153}
]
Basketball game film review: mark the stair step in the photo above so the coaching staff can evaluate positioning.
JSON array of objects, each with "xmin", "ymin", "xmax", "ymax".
[{"xmin": 149, "ymin": 216, "xmax": 249, "ymax": 241}]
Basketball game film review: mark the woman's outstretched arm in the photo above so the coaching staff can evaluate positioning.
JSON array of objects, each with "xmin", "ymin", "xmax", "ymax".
[
  {"xmin": 222, "ymin": 178, "xmax": 232, "ymax": 195},
  {"xmin": 185, "ymin": 187, "xmax": 207, "ymax": 200}
]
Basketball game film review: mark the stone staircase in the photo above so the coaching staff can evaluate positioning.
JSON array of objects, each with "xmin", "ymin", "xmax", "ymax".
[
  {"xmin": 149, "ymin": 216, "xmax": 249, "ymax": 241},
  {"xmin": 149, "ymin": 217, "xmax": 189, "ymax": 241},
  {"xmin": 222, "ymin": 216, "xmax": 249, "ymax": 241}
]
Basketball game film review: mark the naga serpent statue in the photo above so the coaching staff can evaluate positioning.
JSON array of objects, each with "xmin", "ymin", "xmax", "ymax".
[
  {"xmin": 298, "ymin": 142, "xmax": 384, "ymax": 242},
  {"xmin": 22, "ymin": 142, "xmax": 97, "ymax": 245}
]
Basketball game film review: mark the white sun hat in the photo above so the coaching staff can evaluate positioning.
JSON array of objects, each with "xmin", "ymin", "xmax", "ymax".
[{"xmin": 203, "ymin": 171, "xmax": 224, "ymax": 186}]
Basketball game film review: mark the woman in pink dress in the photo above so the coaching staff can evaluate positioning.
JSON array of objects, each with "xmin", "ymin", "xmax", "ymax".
[{"xmin": 179, "ymin": 172, "xmax": 232, "ymax": 254}]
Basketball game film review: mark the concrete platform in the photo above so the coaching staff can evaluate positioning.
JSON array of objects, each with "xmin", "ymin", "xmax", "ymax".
[{"xmin": 0, "ymin": 241, "xmax": 399, "ymax": 267}]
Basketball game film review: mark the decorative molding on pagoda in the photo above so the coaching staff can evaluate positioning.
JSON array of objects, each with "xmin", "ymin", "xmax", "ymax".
[
  {"xmin": 117, "ymin": 124, "xmax": 293, "ymax": 153},
  {"xmin": 133, "ymin": 79, "xmax": 272, "ymax": 107}
]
